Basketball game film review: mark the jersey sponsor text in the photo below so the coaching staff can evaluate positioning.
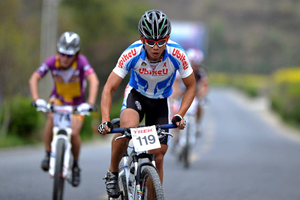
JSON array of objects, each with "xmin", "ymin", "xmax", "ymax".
[
  {"xmin": 118, "ymin": 49, "xmax": 137, "ymax": 69},
  {"xmin": 172, "ymin": 49, "xmax": 189, "ymax": 70}
]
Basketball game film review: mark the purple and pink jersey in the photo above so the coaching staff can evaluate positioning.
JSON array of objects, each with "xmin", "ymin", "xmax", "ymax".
[{"xmin": 36, "ymin": 54, "xmax": 95, "ymax": 106}]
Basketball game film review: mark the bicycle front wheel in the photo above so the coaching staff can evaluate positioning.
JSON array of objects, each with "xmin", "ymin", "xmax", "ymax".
[
  {"xmin": 118, "ymin": 159, "xmax": 128, "ymax": 200},
  {"xmin": 53, "ymin": 138, "xmax": 65, "ymax": 200},
  {"xmin": 140, "ymin": 166, "xmax": 164, "ymax": 200}
]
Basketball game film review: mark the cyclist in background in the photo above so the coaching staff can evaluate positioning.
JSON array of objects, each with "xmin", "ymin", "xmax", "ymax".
[
  {"xmin": 98, "ymin": 9, "xmax": 196, "ymax": 198},
  {"xmin": 29, "ymin": 31, "xmax": 99, "ymax": 187},
  {"xmin": 186, "ymin": 48, "xmax": 209, "ymax": 130},
  {"xmin": 170, "ymin": 48, "xmax": 209, "ymax": 153}
]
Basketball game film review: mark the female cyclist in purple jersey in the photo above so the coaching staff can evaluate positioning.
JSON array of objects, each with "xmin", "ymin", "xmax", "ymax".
[{"xmin": 29, "ymin": 32, "xmax": 99, "ymax": 187}]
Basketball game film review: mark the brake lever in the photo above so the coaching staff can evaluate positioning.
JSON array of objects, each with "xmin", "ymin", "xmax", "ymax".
[
  {"xmin": 115, "ymin": 134, "xmax": 127, "ymax": 141},
  {"xmin": 114, "ymin": 128, "xmax": 132, "ymax": 141},
  {"xmin": 157, "ymin": 129, "xmax": 174, "ymax": 137}
]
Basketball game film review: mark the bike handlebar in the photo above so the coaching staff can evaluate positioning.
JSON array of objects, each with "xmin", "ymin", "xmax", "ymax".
[
  {"xmin": 33, "ymin": 103, "xmax": 97, "ymax": 115},
  {"xmin": 108, "ymin": 124, "xmax": 177, "ymax": 134},
  {"xmin": 108, "ymin": 124, "xmax": 176, "ymax": 141}
]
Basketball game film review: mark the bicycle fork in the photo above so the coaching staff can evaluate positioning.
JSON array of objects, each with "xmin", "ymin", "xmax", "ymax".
[
  {"xmin": 129, "ymin": 153, "xmax": 157, "ymax": 200},
  {"xmin": 49, "ymin": 126, "xmax": 72, "ymax": 178}
]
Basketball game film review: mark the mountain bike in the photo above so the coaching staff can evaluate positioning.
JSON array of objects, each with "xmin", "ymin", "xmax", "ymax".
[
  {"xmin": 34, "ymin": 102, "xmax": 96, "ymax": 200},
  {"xmin": 107, "ymin": 118, "xmax": 176, "ymax": 200},
  {"xmin": 174, "ymin": 97, "xmax": 207, "ymax": 168}
]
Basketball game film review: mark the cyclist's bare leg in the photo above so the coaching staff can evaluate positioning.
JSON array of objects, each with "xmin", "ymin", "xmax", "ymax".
[
  {"xmin": 71, "ymin": 115, "xmax": 84, "ymax": 162},
  {"xmin": 148, "ymin": 144, "xmax": 168, "ymax": 183},
  {"xmin": 109, "ymin": 108, "xmax": 140, "ymax": 173},
  {"xmin": 197, "ymin": 103, "xmax": 202, "ymax": 122},
  {"xmin": 69, "ymin": 115, "xmax": 84, "ymax": 187},
  {"xmin": 196, "ymin": 103, "xmax": 202, "ymax": 137},
  {"xmin": 104, "ymin": 109, "xmax": 138, "ymax": 197},
  {"xmin": 44, "ymin": 113, "xmax": 54, "ymax": 152}
]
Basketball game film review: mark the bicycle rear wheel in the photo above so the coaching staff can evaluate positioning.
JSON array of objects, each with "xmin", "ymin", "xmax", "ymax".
[
  {"xmin": 183, "ymin": 123, "xmax": 190, "ymax": 168},
  {"xmin": 53, "ymin": 138, "xmax": 65, "ymax": 200},
  {"xmin": 140, "ymin": 166, "xmax": 164, "ymax": 200}
]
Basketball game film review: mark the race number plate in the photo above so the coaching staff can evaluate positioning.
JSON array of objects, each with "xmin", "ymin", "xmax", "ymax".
[
  {"xmin": 130, "ymin": 126, "xmax": 161, "ymax": 152},
  {"xmin": 53, "ymin": 106, "xmax": 73, "ymax": 128}
]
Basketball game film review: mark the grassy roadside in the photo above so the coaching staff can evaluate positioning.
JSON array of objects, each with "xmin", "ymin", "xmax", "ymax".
[
  {"xmin": 0, "ymin": 98, "xmax": 123, "ymax": 149},
  {"xmin": 209, "ymin": 71, "xmax": 300, "ymax": 132}
]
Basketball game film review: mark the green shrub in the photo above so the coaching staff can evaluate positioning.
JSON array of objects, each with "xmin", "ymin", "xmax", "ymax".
[
  {"xmin": 81, "ymin": 98, "xmax": 122, "ymax": 140},
  {"xmin": 290, "ymin": 105, "xmax": 300, "ymax": 124},
  {"xmin": 7, "ymin": 96, "xmax": 43, "ymax": 139},
  {"xmin": 271, "ymin": 68, "xmax": 300, "ymax": 127},
  {"xmin": 270, "ymin": 96, "xmax": 282, "ymax": 114},
  {"xmin": 209, "ymin": 72, "xmax": 268, "ymax": 98},
  {"xmin": 80, "ymin": 115, "xmax": 94, "ymax": 140}
]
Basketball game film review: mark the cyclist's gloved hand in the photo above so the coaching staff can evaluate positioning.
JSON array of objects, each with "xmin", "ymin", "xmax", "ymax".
[
  {"xmin": 172, "ymin": 114, "xmax": 186, "ymax": 129},
  {"xmin": 77, "ymin": 103, "xmax": 93, "ymax": 112},
  {"xmin": 33, "ymin": 99, "xmax": 47, "ymax": 108},
  {"xmin": 32, "ymin": 99, "xmax": 47, "ymax": 112},
  {"xmin": 98, "ymin": 121, "xmax": 113, "ymax": 135}
]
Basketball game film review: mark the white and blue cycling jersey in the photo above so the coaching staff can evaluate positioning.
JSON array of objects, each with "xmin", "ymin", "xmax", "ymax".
[{"xmin": 113, "ymin": 40, "xmax": 193, "ymax": 99}]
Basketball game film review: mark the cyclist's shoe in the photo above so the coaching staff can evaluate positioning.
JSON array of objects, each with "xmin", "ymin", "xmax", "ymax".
[
  {"xmin": 41, "ymin": 157, "xmax": 50, "ymax": 172},
  {"xmin": 104, "ymin": 171, "xmax": 120, "ymax": 198},
  {"xmin": 72, "ymin": 167, "xmax": 81, "ymax": 187}
]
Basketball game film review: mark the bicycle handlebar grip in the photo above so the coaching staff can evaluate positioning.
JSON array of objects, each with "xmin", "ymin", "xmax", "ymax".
[
  {"xmin": 108, "ymin": 128, "xmax": 123, "ymax": 134},
  {"xmin": 160, "ymin": 124, "xmax": 177, "ymax": 129}
]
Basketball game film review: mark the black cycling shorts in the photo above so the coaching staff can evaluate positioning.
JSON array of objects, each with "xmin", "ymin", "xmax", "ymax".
[{"xmin": 121, "ymin": 87, "xmax": 171, "ymax": 145}]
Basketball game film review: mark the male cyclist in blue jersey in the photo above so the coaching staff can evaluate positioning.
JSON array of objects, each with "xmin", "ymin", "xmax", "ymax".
[{"xmin": 98, "ymin": 9, "xmax": 196, "ymax": 198}]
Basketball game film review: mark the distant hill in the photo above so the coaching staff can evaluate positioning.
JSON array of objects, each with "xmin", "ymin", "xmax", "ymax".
[{"xmin": 149, "ymin": 0, "xmax": 300, "ymax": 74}]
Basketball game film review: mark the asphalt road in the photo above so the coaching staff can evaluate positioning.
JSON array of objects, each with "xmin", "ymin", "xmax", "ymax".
[{"xmin": 1, "ymin": 87, "xmax": 300, "ymax": 200}]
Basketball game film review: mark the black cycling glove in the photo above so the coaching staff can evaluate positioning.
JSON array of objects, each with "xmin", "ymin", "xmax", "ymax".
[
  {"xmin": 172, "ymin": 114, "xmax": 185, "ymax": 127},
  {"xmin": 98, "ymin": 121, "xmax": 113, "ymax": 134}
]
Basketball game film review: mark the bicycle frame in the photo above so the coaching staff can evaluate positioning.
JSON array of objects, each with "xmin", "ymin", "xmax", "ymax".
[
  {"xmin": 48, "ymin": 105, "xmax": 73, "ymax": 179},
  {"xmin": 35, "ymin": 102, "xmax": 96, "ymax": 200},
  {"xmin": 109, "ymin": 122, "xmax": 176, "ymax": 200},
  {"xmin": 119, "ymin": 145, "xmax": 158, "ymax": 200}
]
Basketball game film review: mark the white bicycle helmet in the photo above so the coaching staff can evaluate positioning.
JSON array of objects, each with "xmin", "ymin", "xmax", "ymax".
[
  {"xmin": 57, "ymin": 32, "xmax": 80, "ymax": 55},
  {"xmin": 138, "ymin": 9, "xmax": 171, "ymax": 40},
  {"xmin": 186, "ymin": 48, "xmax": 205, "ymax": 65}
]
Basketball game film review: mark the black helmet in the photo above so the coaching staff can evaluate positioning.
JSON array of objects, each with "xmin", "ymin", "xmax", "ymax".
[
  {"xmin": 57, "ymin": 32, "xmax": 80, "ymax": 55},
  {"xmin": 138, "ymin": 9, "xmax": 171, "ymax": 40}
]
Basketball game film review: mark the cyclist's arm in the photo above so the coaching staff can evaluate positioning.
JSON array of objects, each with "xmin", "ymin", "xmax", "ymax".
[
  {"xmin": 86, "ymin": 72, "xmax": 99, "ymax": 105},
  {"xmin": 29, "ymin": 72, "xmax": 42, "ymax": 100},
  {"xmin": 101, "ymin": 72, "xmax": 123, "ymax": 122},
  {"xmin": 176, "ymin": 73, "xmax": 196, "ymax": 117}
]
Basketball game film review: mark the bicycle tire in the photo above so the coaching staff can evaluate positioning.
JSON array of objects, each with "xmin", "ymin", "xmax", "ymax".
[
  {"xmin": 183, "ymin": 145, "xmax": 190, "ymax": 168},
  {"xmin": 53, "ymin": 138, "xmax": 65, "ymax": 200},
  {"xmin": 140, "ymin": 166, "xmax": 164, "ymax": 200},
  {"xmin": 118, "ymin": 160, "xmax": 128, "ymax": 200},
  {"xmin": 183, "ymin": 123, "xmax": 190, "ymax": 168}
]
